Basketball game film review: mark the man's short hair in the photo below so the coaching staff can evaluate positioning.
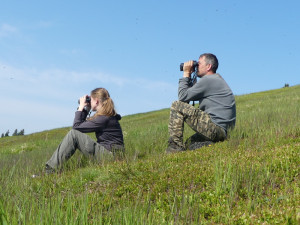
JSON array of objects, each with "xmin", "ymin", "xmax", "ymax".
[{"xmin": 200, "ymin": 53, "xmax": 219, "ymax": 73}]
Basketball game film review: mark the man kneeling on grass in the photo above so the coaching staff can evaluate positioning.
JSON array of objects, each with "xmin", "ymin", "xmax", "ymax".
[{"xmin": 166, "ymin": 53, "xmax": 236, "ymax": 153}]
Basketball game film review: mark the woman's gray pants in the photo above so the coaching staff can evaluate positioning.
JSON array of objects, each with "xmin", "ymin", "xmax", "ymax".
[{"xmin": 46, "ymin": 129, "xmax": 114, "ymax": 169}]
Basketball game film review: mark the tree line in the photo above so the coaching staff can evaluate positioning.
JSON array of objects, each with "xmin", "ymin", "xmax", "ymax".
[{"xmin": 1, "ymin": 129, "xmax": 25, "ymax": 138}]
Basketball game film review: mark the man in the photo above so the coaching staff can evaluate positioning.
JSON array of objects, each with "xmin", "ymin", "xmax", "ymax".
[{"xmin": 166, "ymin": 53, "xmax": 236, "ymax": 153}]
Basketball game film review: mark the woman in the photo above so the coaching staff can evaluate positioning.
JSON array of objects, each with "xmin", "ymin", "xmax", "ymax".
[{"xmin": 45, "ymin": 88, "xmax": 124, "ymax": 173}]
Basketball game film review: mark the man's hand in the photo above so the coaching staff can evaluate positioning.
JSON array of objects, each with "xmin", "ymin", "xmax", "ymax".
[{"xmin": 183, "ymin": 60, "xmax": 195, "ymax": 78}]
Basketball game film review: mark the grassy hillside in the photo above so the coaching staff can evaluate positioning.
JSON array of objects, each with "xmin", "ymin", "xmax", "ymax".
[{"xmin": 0, "ymin": 85, "xmax": 299, "ymax": 224}]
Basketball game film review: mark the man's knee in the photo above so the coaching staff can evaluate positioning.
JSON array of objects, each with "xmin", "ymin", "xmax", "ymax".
[
  {"xmin": 171, "ymin": 100, "xmax": 180, "ymax": 109},
  {"xmin": 171, "ymin": 100, "xmax": 191, "ymax": 112}
]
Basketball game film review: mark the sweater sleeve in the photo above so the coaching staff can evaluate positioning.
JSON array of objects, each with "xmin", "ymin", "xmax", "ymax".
[
  {"xmin": 72, "ymin": 111, "xmax": 107, "ymax": 133},
  {"xmin": 178, "ymin": 77, "xmax": 207, "ymax": 102}
]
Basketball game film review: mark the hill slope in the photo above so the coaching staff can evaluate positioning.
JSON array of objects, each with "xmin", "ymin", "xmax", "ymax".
[{"xmin": 0, "ymin": 85, "xmax": 299, "ymax": 224}]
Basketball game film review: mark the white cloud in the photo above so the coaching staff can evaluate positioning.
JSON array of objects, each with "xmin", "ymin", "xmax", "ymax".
[
  {"xmin": 0, "ymin": 62, "xmax": 175, "ymax": 104},
  {"xmin": 0, "ymin": 56, "xmax": 176, "ymax": 87},
  {"xmin": 0, "ymin": 96, "xmax": 73, "ymax": 135},
  {"xmin": 35, "ymin": 21, "xmax": 53, "ymax": 28},
  {"xmin": 59, "ymin": 49, "xmax": 82, "ymax": 56},
  {"xmin": 0, "ymin": 24, "xmax": 18, "ymax": 38},
  {"xmin": 0, "ymin": 62, "xmax": 177, "ymax": 134},
  {"xmin": 0, "ymin": 64, "xmax": 127, "ymax": 98}
]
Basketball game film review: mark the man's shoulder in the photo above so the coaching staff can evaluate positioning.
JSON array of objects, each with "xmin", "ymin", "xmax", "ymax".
[
  {"xmin": 198, "ymin": 74, "xmax": 219, "ymax": 84},
  {"xmin": 204, "ymin": 73, "xmax": 221, "ymax": 78},
  {"xmin": 202, "ymin": 73, "xmax": 227, "ymax": 84}
]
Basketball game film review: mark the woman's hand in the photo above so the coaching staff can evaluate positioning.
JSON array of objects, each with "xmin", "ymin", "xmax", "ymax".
[{"xmin": 78, "ymin": 95, "xmax": 90, "ymax": 111}]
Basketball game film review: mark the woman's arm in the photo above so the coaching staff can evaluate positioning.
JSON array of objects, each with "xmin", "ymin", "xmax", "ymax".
[{"xmin": 72, "ymin": 112, "xmax": 107, "ymax": 133}]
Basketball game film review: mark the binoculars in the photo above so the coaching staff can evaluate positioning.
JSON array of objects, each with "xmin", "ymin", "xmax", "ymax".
[{"xmin": 180, "ymin": 60, "xmax": 198, "ymax": 71}]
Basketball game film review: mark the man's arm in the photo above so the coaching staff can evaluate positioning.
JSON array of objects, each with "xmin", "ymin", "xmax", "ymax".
[{"xmin": 178, "ymin": 77, "xmax": 206, "ymax": 102}]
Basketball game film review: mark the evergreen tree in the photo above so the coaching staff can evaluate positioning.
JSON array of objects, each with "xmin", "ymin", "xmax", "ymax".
[
  {"xmin": 18, "ymin": 129, "xmax": 25, "ymax": 136},
  {"xmin": 1, "ymin": 133, "xmax": 4, "ymax": 138},
  {"xmin": 13, "ymin": 129, "xmax": 18, "ymax": 136},
  {"xmin": 5, "ymin": 130, "xmax": 9, "ymax": 137}
]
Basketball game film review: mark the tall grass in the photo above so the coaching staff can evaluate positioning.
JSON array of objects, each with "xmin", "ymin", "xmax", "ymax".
[{"xmin": 0, "ymin": 85, "xmax": 299, "ymax": 224}]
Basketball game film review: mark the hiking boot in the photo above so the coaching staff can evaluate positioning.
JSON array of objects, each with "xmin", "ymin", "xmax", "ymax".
[
  {"xmin": 187, "ymin": 141, "xmax": 214, "ymax": 150},
  {"xmin": 45, "ymin": 164, "xmax": 55, "ymax": 174},
  {"xmin": 184, "ymin": 133, "xmax": 214, "ymax": 150},
  {"xmin": 166, "ymin": 139, "xmax": 185, "ymax": 153}
]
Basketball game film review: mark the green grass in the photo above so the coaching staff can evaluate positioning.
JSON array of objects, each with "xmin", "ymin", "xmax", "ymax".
[{"xmin": 1, "ymin": 85, "xmax": 299, "ymax": 224}]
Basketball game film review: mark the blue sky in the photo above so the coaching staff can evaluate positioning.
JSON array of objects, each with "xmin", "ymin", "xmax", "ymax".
[{"xmin": 1, "ymin": 0, "xmax": 299, "ymax": 135}]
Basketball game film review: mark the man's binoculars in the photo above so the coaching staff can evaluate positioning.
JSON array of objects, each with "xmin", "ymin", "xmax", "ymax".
[{"xmin": 180, "ymin": 61, "xmax": 198, "ymax": 71}]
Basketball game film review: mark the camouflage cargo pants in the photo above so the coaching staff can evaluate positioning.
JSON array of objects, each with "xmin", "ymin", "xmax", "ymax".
[{"xmin": 168, "ymin": 101, "xmax": 226, "ymax": 148}]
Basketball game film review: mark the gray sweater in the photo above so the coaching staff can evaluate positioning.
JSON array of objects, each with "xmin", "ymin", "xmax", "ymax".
[{"xmin": 178, "ymin": 73, "xmax": 236, "ymax": 132}]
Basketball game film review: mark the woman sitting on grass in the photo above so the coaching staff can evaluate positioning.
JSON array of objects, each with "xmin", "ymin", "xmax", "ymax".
[{"xmin": 45, "ymin": 87, "xmax": 124, "ymax": 173}]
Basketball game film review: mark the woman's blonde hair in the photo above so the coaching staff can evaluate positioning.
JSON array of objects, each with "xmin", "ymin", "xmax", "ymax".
[{"xmin": 88, "ymin": 88, "xmax": 116, "ymax": 119}]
